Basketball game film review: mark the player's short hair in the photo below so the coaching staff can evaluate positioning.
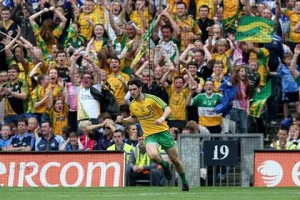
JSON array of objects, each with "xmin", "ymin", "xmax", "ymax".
[{"xmin": 128, "ymin": 78, "xmax": 143, "ymax": 88}]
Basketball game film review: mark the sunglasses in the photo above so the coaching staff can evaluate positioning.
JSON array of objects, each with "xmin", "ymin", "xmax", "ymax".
[{"xmin": 103, "ymin": 126, "xmax": 111, "ymax": 130}]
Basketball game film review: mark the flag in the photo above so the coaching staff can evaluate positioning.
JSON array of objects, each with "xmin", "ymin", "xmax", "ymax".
[
  {"xmin": 66, "ymin": 22, "xmax": 76, "ymax": 39},
  {"xmin": 130, "ymin": 43, "xmax": 146, "ymax": 67},
  {"xmin": 249, "ymin": 81, "xmax": 272, "ymax": 118},
  {"xmin": 143, "ymin": 16, "xmax": 156, "ymax": 41},
  {"xmin": 236, "ymin": 16, "xmax": 275, "ymax": 43},
  {"xmin": 223, "ymin": 8, "xmax": 242, "ymax": 31}
]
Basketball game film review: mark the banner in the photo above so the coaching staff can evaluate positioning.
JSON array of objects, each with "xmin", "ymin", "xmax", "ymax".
[
  {"xmin": 0, "ymin": 152, "xmax": 125, "ymax": 187},
  {"xmin": 249, "ymin": 80, "xmax": 272, "ymax": 118},
  {"xmin": 236, "ymin": 16, "xmax": 275, "ymax": 43},
  {"xmin": 254, "ymin": 151, "xmax": 300, "ymax": 187}
]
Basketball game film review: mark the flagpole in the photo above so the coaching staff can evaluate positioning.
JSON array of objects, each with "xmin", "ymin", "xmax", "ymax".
[{"xmin": 0, "ymin": 30, "xmax": 18, "ymax": 53}]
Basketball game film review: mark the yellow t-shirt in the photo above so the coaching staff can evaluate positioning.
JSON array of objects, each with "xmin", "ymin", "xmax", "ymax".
[
  {"xmin": 212, "ymin": 49, "xmax": 233, "ymax": 75},
  {"xmin": 48, "ymin": 104, "xmax": 69, "ymax": 135},
  {"xmin": 130, "ymin": 9, "xmax": 151, "ymax": 30},
  {"xmin": 129, "ymin": 94, "xmax": 169, "ymax": 137},
  {"xmin": 93, "ymin": 4, "xmax": 106, "ymax": 24},
  {"xmin": 223, "ymin": 0, "xmax": 241, "ymax": 19},
  {"xmin": 46, "ymin": 83, "xmax": 63, "ymax": 101},
  {"xmin": 176, "ymin": 15, "xmax": 201, "ymax": 51},
  {"xmin": 107, "ymin": 72, "xmax": 130, "ymax": 105},
  {"xmin": 27, "ymin": 85, "xmax": 49, "ymax": 114},
  {"xmin": 284, "ymin": 10, "xmax": 300, "ymax": 42},
  {"xmin": 165, "ymin": 87, "xmax": 190, "ymax": 120},
  {"xmin": 78, "ymin": 12, "xmax": 102, "ymax": 40}
]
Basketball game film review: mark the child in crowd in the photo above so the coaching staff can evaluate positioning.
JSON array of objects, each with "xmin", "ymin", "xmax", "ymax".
[
  {"xmin": 59, "ymin": 131, "xmax": 84, "ymax": 151},
  {"xmin": 0, "ymin": 124, "xmax": 12, "ymax": 150},
  {"xmin": 277, "ymin": 49, "xmax": 299, "ymax": 119}
]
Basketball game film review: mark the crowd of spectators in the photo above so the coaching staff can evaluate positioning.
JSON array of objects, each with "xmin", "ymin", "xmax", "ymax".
[{"xmin": 1, "ymin": 0, "xmax": 300, "ymax": 153}]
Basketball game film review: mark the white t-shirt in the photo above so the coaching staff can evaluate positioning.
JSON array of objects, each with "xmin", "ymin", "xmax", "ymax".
[{"xmin": 77, "ymin": 84, "xmax": 101, "ymax": 120}]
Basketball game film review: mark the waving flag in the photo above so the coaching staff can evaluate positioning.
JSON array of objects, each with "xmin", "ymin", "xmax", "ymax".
[
  {"xmin": 143, "ymin": 16, "xmax": 156, "ymax": 41},
  {"xmin": 249, "ymin": 81, "xmax": 272, "ymax": 118},
  {"xmin": 236, "ymin": 16, "xmax": 275, "ymax": 43}
]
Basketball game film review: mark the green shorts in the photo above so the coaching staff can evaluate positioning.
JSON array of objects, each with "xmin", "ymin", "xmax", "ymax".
[{"xmin": 144, "ymin": 130, "xmax": 176, "ymax": 150}]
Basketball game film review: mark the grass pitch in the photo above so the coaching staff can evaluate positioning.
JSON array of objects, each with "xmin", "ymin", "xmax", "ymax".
[{"xmin": 1, "ymin": 187, "xmax": 299, "ymax": 200}]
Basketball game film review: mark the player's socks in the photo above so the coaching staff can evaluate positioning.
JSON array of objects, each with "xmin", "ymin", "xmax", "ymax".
[
  {"xmin": 179, "ymin": 173, "xmax": 188, "ymax": 185},
  {"xmin": 159, "ymin": 159, "xmax": 169, "ymax": 169}
]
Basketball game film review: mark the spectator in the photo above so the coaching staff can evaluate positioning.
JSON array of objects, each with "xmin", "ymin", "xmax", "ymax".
[
  {"xmin": 91, "ymin": 119, "xmax": 115, "ymax": 150},
  {"xmin": 27, "ymin": 73, "xmax": 51, "ymax": 122},
  {"xmin": 10, "ymin": 1, "xmax": 36, "ymax": 46},
  {"xmin": 54, "ymin": 50, "xmax": 70, "ymax": 83},
  {"xmin": 61, "ymin": 125, "xmax": 72, "ymax": 141},
  {"xmin": 124, "ymin": 124, "xmax": 139, "ymax": 147},
  {"xmin": 90, "ymin": 24, "xmax": 109, "ymax": 53},
  {"xmin": 175, "ymin": 2, "xmax": 201, "ymax": 51},
  {"xmin": 59, "ymin": 131, "xmax": 84, "ymax": 151},
  {"xmin": 125, "ymin": 0, "xmax": 153, "ymax": 30},
  {"xmin": 27, "ymin": 116, "xmax": 39, "ymax": 135},
  {"xmin": 0, "ymin": 7, "xmax": 18, "ymax": 38},
  {"xmin": 197, "ymin": 5, "xmax": 215, "ymax": 44},
  {"xmin": 181, "ymin": 126, "xmax": 194, "ymax": 134},
  {"xmin": 160, "ymin": 73, "xmax": 190, "ymax": 129},
  {"xmin": 187, "ymin": 80, "xmax": 222, "ymax": 134},
  {"xmin": 64, "ymin": 22, "xmax": 87, "ymax": 49},
  {"xmin": 6, "ymin": 118, "xmax": 34, "ymax": 151},
  {"xmin": 230, "ymin": 66, "xmax": 251, "ymax": 134},
  {"xmin": 278, "ymin": 0, "xmax": 300, "ymax": 52},
  {"xmin": 270, "ymin": 126, "xmax": 297, "ymax": 150},
  {"xmin": 35, "ymin": 120, "xmax": 65, "ymax": 151},
  {"xmin": 107, "ymin": 57, "xmax": 130, "ymax": 105},
  {"xmin": 48, "ymin": 98, "xmax": 69, "ymax": 136},
  {"xmin": 288, "ymin": 125, "xmax": 300, "ymax": 144},
  {"xmin": 47, "ymin": 68, "xmax": 64, "ymax": 101},
  {"xmin": 77, "ymin": 0, "xmax": 103, "ymax": 40},
  {"xmin": 0, "ymin": 64, "xmax": 28, "ymax": 124},
  {"xmin": 78, "ymin": 120, "xmax": 96, "ymax": 151},
  {"xmin": 29, "ymin": 6, "xmax": 67, "ymax": 54},
  {"xmin": 127, "ymin": 135, "xmax": 165, "ymax": 186},
  {"xmin": 0, "ymin": 123, "xmax": 12, "ymax": 150},
  {"xmin": 70, "ymin": 51, "xmax": 102, "ymax": 124},
  {"xmin": 277, "ymin": 48, "xmax": 299, "ymax": 119},
  {"xmin": 0, "ymin": 70, "xmax": 8, "ymax": 124},
  {"xmin": 107, "ymin": 129, "xmax": 133, "ymax": 162}
]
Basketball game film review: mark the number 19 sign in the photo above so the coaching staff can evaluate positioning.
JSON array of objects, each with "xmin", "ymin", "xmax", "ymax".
[{"xmin": 203, "ymin": 141, "xmax": 238, "ymax": 166}]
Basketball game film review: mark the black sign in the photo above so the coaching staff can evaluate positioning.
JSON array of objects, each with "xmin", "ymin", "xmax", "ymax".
[{"xmin": 203, "ymin": 141, "xmax": 238, "ymax": 166}]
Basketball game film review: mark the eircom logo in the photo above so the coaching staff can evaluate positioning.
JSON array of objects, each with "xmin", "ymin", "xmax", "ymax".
[
  {"xmin": 257, "ymin": 160, "xmax": 283, "ymax": 187},
  {"xmin": 254, "ymin": 152, "xmax": 300, "ymax": 187}
]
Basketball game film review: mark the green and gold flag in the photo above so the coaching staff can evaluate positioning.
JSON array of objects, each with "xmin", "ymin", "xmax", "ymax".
[
  {"xmin": 236, "ymin": 16, "xmax": 275, "ymax": 43},
  {"xmin": 249, "ymin": 80, "xmax": 272, "ymax": 118},
  {"xmin": 143, "ymin": 16, "xmax": 156, "ymax": 41}
]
